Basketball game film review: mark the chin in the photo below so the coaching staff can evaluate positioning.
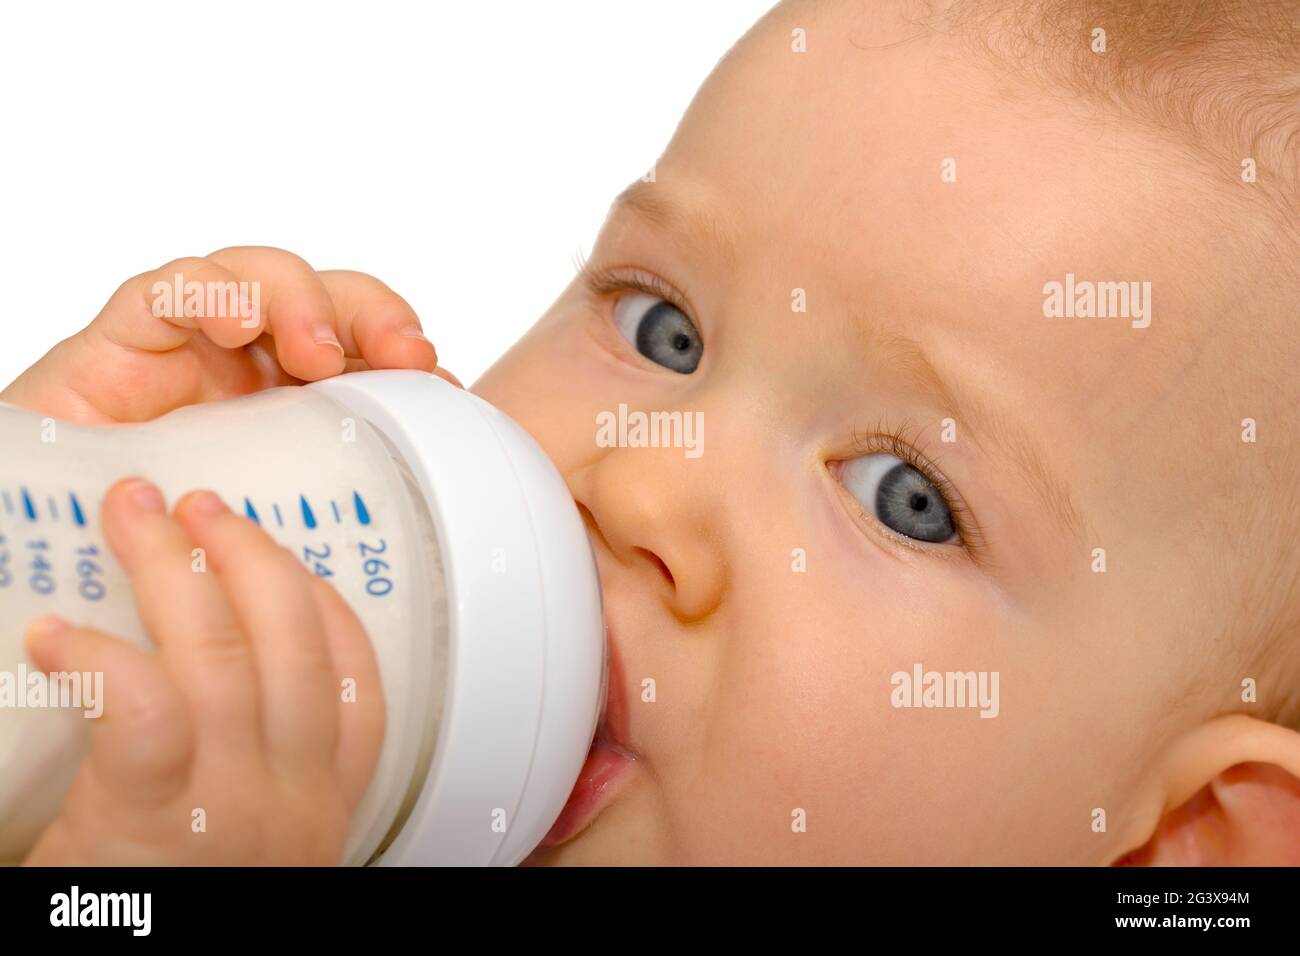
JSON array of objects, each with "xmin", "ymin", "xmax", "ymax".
[{"xmin": 520, "ymin": 831, "xmax": 605, "ymax": 866}]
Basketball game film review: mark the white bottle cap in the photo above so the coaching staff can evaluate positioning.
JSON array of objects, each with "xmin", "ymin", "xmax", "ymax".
[{"xmin": 308, "ymin": 371, "xmax": 606, "ymax": 866}]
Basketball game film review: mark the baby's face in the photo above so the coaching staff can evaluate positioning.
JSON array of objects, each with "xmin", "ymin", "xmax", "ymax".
[{"xmin": 474, "ymin": 0, "xmax": 1281, "ymax": 864}]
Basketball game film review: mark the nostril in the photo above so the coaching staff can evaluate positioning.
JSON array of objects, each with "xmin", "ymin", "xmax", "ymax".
[
  {"xmin": 574, "ymin": 498, "xmax": 675, "ymax": 589},
  {"xmin": 633, "ymin": 546, "xmax": 675, "ymax": 589},
  {"xmin": 574, "ymin": 500, "xmax": 607, "ymax": 550}
]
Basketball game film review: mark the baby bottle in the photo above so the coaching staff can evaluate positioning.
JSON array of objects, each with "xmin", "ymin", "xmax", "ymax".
[{"xmin": 0, "ymin": 370, "xmax": 607, "ymax": 866}]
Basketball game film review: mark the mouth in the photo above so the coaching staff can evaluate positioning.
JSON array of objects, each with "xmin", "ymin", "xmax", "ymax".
[{"xmin": 537, "ymin": 622, "xmax": 639, "ymax": 849}]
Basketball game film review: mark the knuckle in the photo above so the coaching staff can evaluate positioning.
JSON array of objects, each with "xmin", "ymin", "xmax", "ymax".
[
  {"xmin": 145, "ymin": 257, "xmax": 229, "ymax": 295},
  {"xmin": 155, "ymin": 255, "xmax": 208, "ymax": 276},
  {"xmin": 115, "ymin": 690, "xmax": 194, "ymax": 769},
  {"xmin": 188, "ymin": 627, "xmax": 251, "ymax": 674},
  {"xmin": 375, "ymin": 301, "xmax": 420, "ymax": 328},
  {"xmin": 215, "ymin": 245, "xmax": 313, "ymax": 273},
  {"xmin": 129, "ymin": 542, "xmax": 193, "ymax": 586},
  {"xmin": 264, "ymin": 543, "xmax": 307, "ymax": 581},
  {"xmin": 202, "ymin": 514, "xmax": 269, "ymax": 569},
  {"xmin": 321, "ymin": 267, "xmax": 375, "ymax": 284},
  {"xmin": 118, "ymin": 684, "xmax": 182, "ymax": 731}
]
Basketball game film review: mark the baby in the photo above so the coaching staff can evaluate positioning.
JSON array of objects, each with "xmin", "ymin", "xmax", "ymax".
[{"xmin": 3, "ymin": 0, "xmax": 1298, "ymax": 865}]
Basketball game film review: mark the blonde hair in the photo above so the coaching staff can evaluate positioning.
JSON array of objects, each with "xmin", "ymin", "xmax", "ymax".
[{"xmin": 909, "ymin": 0, "xmax": 1300, "ymax": 226}]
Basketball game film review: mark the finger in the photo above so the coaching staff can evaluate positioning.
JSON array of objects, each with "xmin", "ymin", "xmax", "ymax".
[
  {"xmin": 99, "ymin": 478, "xmax": 262, "ymax": 758},
  {"xmin": 94, "ymin": 256, "xmax": 264, "ymax": 352},
  {"xmin": 242, "ymin": 332, "xmax": 309, "ymax": 387},
  {"xmin": 241, "ymin": 335, "xmax": 453, "ymax": 383},
  {"xmin": 248, "ymin": 334, "xmax": 376, "ymax": 378},
  {"xmin": 316, "ymin": 270, "xmax": 439, "ymax": 372},
  {"xmin": 206, "ymin": 246, "xmax": 347, "ymax": 381},
  {"xmin": 432, "ymin": 366, "xmax": 464, "ymax": 388},
  {"xmin": 25, "ymin": 615, "xmax": 193, "ymax": 807},
  {"xmin": 304, "ymin": 575, "xmax": 385, "ymax": 811},
  {"xmin": 174, "ymin": 491, "xmax": 338, "ymax": 773}
]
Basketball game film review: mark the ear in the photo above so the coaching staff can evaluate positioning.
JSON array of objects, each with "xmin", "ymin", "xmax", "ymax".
[{"xmin": 1111, "ymin": 715, "xmax": 1300, "ymax": 866}]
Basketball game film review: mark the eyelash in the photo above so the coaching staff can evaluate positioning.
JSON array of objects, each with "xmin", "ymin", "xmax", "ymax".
[
  {"xmin": 846, "ymin": 419, "xmax": 986, "ymax": 558},
  {"xmin": 573, "ymin": 250, "xmax": 697, "ymax": 326}
]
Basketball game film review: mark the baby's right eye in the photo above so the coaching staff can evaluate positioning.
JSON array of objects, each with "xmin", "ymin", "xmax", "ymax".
[{"xmin": 612, "ymin": 292, "xmax": 703, "ymax": 374}]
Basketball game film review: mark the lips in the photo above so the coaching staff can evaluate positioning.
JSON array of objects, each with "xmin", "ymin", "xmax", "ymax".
[{"xmin": 537, "ymin": 623, "xmax": 639, "ymax": 849}]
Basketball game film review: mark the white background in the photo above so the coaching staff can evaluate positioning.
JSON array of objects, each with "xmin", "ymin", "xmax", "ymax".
[{"xmin": 0, "ymin": 0, "xmax": 773, "ymax": 388}]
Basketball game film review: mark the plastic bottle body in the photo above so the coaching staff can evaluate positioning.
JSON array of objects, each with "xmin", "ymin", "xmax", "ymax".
[{"xmin": 0, "ymin": 387, "xmax": 447, "ymax": 864}]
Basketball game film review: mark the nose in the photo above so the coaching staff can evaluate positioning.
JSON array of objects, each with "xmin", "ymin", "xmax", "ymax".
[{"xmin": 568, "ymin": 445, "xmax": 726, "ymax": 623}]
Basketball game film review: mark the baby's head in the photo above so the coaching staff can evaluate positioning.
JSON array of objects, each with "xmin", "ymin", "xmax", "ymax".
[{"xmin": 477, "ymin": 0, "xmax": 1300, "ymax": 864}]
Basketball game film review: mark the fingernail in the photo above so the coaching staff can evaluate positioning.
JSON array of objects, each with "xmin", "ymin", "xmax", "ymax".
[
  {"xmin": 123, "ymin": 478, "xmax": 165, "ymax": 513},
  {"xmin": 313, "ymin": 326, "xmax": 345, "ymax": 355},
  {"xmin": 187, "ymin": 491, "xmax": 227, "ymax": 516},
  {"xmin": 26, "ymin": 614, "xmax": 68, "ymax": 640},
  {"xmin": 398, "ymin": 326, "xmax": 432, "ymax": 345}
]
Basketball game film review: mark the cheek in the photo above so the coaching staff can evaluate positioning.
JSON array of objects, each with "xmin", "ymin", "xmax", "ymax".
[
  {"xmin": 672, "ymin": 518, "xmax": 1038, "ymax": 862},
  {"xmin": 472, "ymin": 294, "xmax": 657, "ymax": 470}
]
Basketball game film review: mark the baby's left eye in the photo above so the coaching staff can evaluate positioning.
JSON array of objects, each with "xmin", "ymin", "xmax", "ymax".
[{"xmin": 839, "ymin": 453, "xmax": 957, "ymax": 544}]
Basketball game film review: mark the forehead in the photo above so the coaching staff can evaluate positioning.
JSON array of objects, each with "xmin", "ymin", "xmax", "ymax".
[{"xmin": 670, "ymin": 5, "xmax": 1178, "ymax": 283}]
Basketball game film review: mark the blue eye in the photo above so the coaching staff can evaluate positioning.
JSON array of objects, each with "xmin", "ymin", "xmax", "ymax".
[
  {"xmin": 840, "ymin": 453, "xmax": 957, "ymax": 544},
  {"xmin": 612, "ymin": 292, "xmax": 702, "ymax": 374}
]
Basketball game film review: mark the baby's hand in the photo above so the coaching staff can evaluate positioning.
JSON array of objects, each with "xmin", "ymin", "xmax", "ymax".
[
  {"xmin": 21, "ymin": 478, "xmax": 385, "ymax": 866},
  {"xmin": 0, "ymin": 246, "xmax": 460, "ymax": 423}
]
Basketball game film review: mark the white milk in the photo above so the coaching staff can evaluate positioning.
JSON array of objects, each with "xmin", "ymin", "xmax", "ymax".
[{"xmin": 0, "ymin": 386, "xmax": 447, "ymax": 864}]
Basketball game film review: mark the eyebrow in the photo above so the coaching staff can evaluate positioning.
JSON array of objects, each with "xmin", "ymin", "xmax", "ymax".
[
  {"xmin": 608, "ymin": 179, "xmax": 739, "ymax": 268},
  {"xmin": 609, "ymin": 179, "xmax": 1090, "ymax": 545},
  {"xmin": 863, "ymin": 324, "xmax": 1090, "ymax": 543}
]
